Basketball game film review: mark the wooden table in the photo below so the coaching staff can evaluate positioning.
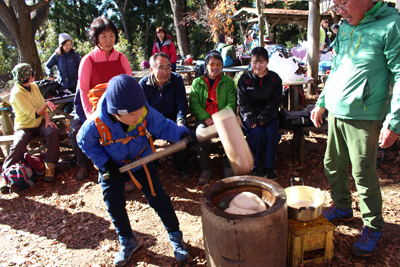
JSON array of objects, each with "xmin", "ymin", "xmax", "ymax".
[
  {"xmin": 222, "ymin": 65, "xmax": 249, "ymax": 73},
  {"xmin": 176, "ymin": 66, "xmax": 195, "ymax": 85},
  {"xmin": 133, "ymin": 69, "xmax": 151, "ymax": 81},
  {"xmin": 50, "ymin": 94, "xmax": 76, "ymax": 120},
  {"xmin": 283, "ymin": 80, "xmax": 314, "ymax": 111}
]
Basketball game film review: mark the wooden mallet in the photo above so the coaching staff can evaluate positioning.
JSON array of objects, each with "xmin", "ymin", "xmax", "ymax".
[{"xmin": 114, "ymin": 107, "xmax": 253, "ymax": 176}]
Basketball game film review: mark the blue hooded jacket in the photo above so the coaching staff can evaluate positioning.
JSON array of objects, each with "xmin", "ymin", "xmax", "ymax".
[
  {"xmin": 77, "ymin": 93, "xmax": 190, "ymax": 172},
  {"xmin": 45, "ymin": 50, "xmax": 81, "ymax": 90}
]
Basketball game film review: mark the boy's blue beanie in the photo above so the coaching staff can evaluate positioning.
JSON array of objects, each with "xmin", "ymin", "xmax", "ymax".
[{"xmin": 105, "ymin": 74, "xmax": 147, "ymax": 115}]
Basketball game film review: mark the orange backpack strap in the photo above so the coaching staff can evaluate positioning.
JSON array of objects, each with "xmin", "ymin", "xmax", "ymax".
[
  {"xmin": 88, "ymin": 83, "xmax": 108, "ymax": 113},
  {"xmin": 137, "ymin": 120, "xmax": 156, "ymax": 153},
  {"xmin": 95, "ymin": 116, "xmax": 112, "ymax": 146}
]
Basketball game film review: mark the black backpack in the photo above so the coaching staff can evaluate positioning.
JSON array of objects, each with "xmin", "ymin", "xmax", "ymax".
[
  {"xmin": 279, "ymin": 105, "xmax": 324, "ymax": 130},
  {"xmin": 34, "ymin": 80, "xmax": 69, "ymax": 99}
]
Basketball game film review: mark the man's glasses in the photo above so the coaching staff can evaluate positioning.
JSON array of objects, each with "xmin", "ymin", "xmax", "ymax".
[
  {"xmin": 332, "ymin": 1, "xmax": 349, "ymax": 13},
  {"xmin": 208, "ymin": 62, "xmax": 222, "ymax": 67},
  {"xmin": 155, "ymin": 66, "xmax": 171, "ymax": 72}
]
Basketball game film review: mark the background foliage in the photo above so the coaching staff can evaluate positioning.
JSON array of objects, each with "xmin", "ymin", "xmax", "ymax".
[{"xmin": 1, "ymin": 0, "xmax": 312, "ymax": 88}]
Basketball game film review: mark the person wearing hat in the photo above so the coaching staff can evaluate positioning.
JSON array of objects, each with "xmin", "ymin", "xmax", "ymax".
[
  {"xmin": 45, "ymin": 33, "xmax": 81, "ymax": 106},
  {"xmin": 190, "ymin": 50, "xmax": 237, "ymax": 184},
  {"xmin": 77, "ymin": 74, "xmax": 191, "ymax": 266},
  {"xmin": 2, "ymin": 63, "xmax": 59, "ymax": 182},
  {"xmin": 139, "ymin": 53, "xmax": 192, "ymax": 181}
]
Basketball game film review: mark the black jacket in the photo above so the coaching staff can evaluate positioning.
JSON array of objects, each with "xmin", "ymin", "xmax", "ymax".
[{"xmin": 238, "ymin": 70, "xmax": 282, "ymax": 126}]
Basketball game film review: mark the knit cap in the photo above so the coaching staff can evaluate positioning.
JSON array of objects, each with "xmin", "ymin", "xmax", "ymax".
[
  {"xmin": 59, "ymin": 33, "xmax": 72, "ymax": 46},
  {"xmin": 204, "ymin": 50, "xmax": 223, "ymax": 75},
  {"xmin": 105, "ymin": 74, "xmax": 147, "ymax": 115},
  {"xmin": 12, "ymin": 63, "xmax": 33, "ymax": 84}
]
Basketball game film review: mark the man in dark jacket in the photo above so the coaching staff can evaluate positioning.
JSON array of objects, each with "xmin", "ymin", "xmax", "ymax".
[{"xmin": 139, "ymin": 53, "xmax": 191, "ymax": 181}]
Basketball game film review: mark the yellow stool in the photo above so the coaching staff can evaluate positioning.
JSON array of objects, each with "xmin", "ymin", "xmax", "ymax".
[{"xmin": 288, "ymin": 215, "xmax": 334, "ymax": 267}]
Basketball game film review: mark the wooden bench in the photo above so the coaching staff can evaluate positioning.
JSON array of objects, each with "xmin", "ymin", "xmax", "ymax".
[
  {"xmin": 0, "ymin": 129, "xmax": 73, "ymax": 163},
  {"xmin": 278, "ymin": 121, "xmax": 328, "ymax": 163}
]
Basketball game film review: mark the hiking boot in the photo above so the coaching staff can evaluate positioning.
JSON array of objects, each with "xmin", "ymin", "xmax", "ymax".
[
  {"xmin": 168, "ymin": 230, "xmax": 190, "ymax": 262},
  {"xmin": 322, "ymin": 204, "xmax": 353, "ymax": 222},
  {"xmin": 351, "ymin": 226, "xmax": 382, "ymax": 257},
  {"xmin": 223, "ymin": 165, "xmax": 234, "ymax": 178},
  {"xmin": 0, "ymin": 176, "xmax": 8, "ymax": 193},
  {"xmin": 124, "ymin": 181, "xmax": 136, "ymax": 192},
  {"xmin": 44, "ymin": 162, "xmax": 56, "ymax": 182},
  {"xmin": 376, "ymin": 147, "xmax": 387, "ymax": 169},
  {"xmin": 265, "ymin": 168, "xmax": 277, "ymax": 180},
  {"xmin": 114, "ymin": 235, "xmax": 140, "ymax": 266},
  {"xmin": 252, "ymin": 166, "xmax": 267, "ymax": 178},
  {"xmin": 179, "ymin": 169, "xmax": 192, "ymax": 181},
  {"xmin": 199, "ymin": 170, "xmax": 212, "ymax": 185},
  {"xmin": 77, "ymin": 166, "xmax": 89, "ymax": 180}
]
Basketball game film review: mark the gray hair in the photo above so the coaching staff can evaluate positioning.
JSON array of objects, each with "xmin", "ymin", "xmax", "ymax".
[{"xmin": 150, "ymin": 53, "xmax": 171, "ymax": 68}]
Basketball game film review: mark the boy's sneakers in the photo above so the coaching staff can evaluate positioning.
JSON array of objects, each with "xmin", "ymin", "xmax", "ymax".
[
  {"xmin": 168, "ymin": 230, "xmax": 190, "ymax": 262},
  {"xmin": 351, "ymin": 225, "xmax": 382, "ymax": 257},
  {"xmin": 44, "ymin": 162, "xmax": 56, "ymax": 182},
  {"xmin": 124, "ymin": 181, "xmax": 136, "ymax": 192},
  {"xmin": 265, "ymin": 168, "xmax": 277, "ymax": 180},
  {"xmin": 114, "ymin": 235, "xmax": 140, "ymax": 266},
  {"xmin": 322, "ymin": 204, "xmax": 353, "ymax": 222},
  {"xmin": 252, "ymin": 166, "xmax": 267, "ymax": 178},
  {"xmin": 199, "ymin": 170, "xmax": 212, "ymax": 185}
]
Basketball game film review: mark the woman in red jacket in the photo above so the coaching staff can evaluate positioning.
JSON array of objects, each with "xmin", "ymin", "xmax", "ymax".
[{"xmin": 152, "ymin": 27, "xmax": 177, "ymax": 71}]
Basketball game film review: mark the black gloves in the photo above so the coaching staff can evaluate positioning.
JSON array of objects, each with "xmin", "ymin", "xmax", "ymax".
[
  {"xmin": 103, "ymin": 159, "xmax": 122, "ymax": 180},
  {"xmin": 181, "ymin": 131, "xmax": 198, "ymax": 149},
  {"xmin": 257, "ymin": 115, "xmax": 268, "ymax": 128}
]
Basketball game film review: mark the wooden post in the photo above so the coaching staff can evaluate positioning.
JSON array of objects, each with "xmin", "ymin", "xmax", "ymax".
[
  {"xmin": 256, "ymin": 0, "xmax": 264, "ymax": 47},
  {"xmin": 306, "ymin": 0, "xmax": 320, "ymax": 95}
]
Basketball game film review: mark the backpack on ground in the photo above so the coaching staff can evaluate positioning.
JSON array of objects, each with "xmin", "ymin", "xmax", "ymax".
[{"xmin": 1, "ymin": 160, "xmax": 39, "ymax": 192}]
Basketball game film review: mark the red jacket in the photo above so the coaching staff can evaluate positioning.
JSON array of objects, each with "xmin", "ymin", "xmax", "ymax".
[{"xmin": 152, "ymin": 35, "xmax": 177, "ymax": 64}]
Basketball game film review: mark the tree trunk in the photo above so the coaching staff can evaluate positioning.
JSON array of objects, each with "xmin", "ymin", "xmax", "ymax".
[
  {"xmin": 170, "ymin": 0, "xmax": 190, "ymax": 56},
  {"xmin": 256, "ymin": 0, "xmax": 264, "ymax": 47},
  {"xmin": 0, "ymin": 0, "xmax": 51, "ymax": 79},
  {"xmin": 306, "ymin": 0, "xmax": 320, "ymax": 95},
  {"xmin": 115, "ymin": 0, "xmax": 130, "ymax": 42}
]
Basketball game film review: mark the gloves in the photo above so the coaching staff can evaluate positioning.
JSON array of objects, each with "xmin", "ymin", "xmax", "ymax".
[
  {"xmin": 181, "ymin": 131, "xmax": 198, "ymax": 149},
  {"xmin": 103, "ymin": 159, "xmax": 122, "ymax": 180},
  {"xmin": 171, "ymin": 63, "xmax": 176, "ymax": 72},
  {"xmin": 257, "ymin": 115, "xmax": 267, "ymax": 128}
]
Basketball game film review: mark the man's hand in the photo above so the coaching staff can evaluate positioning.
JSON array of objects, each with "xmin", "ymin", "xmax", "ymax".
[
  {"xmin": 379, "ymin": 128, "xmax": 398, "ymax": 148},
  {"xmin": 205, "ymin": 117, "xmax": 213, "ymax": 126},
  {"xmin": 311, "ymin": 106, "xmax": 326, "ymax": 128}
]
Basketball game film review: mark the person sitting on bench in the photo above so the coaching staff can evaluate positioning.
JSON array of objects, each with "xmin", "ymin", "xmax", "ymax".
[{"xmin": 2, "ymin": 63, "xmax": 59, "ymax": 182}]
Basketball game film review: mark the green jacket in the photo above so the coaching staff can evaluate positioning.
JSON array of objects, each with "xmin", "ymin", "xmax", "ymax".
[
  {"xmin": 189, "ymin": 74, "xmax": 237, "ymax": 121},
  {"xmin": 317, "ymin": 2, "xmax": 400, "ymax": 134}
]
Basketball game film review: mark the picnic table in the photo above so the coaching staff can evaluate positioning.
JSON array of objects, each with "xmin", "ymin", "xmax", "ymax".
[
  {"xmin": 283, "ymin": 79, "xmax": 314, "ymax": 111},
  {"xmin": 176, "ymin": 65, "xmax": 195, "ymax": 85},
  {"xmin": 133, "ymin": 69, "xmax": 151, "ymax": 81}
]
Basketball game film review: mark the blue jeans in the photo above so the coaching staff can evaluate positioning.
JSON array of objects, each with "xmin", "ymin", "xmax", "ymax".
[
  {"xmin": 99, "ymin": 162, "xmax": 179, "ymax": 238},
  {"xmin": 243, "ymin": 118, "xmax": 281, "ymax": 169}
]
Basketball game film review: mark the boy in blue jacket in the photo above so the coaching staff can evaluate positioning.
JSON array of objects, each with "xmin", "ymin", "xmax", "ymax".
[{"xmin": 77, "ymin": 74, "xmax": 190, "ymax": 266}]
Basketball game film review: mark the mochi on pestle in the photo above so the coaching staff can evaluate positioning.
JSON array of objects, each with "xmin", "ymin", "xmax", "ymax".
[{"xmin": 224, "ymin": 192, "xmax": 267, "ymax": 215}]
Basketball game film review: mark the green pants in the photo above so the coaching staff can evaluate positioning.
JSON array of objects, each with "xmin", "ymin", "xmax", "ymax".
[{"xmin": 324, "ymin": 114, "xmax": 384, "ymax": 232}]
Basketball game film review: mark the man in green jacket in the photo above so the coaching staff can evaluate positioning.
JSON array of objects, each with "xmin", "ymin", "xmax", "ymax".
[
  {"xmin": 190, "ymin": 50, "xmax": 237, "ymax": 184},
  {"xmin": 311, "ymin": 0, "xmax": 400, "ymax": 258}
]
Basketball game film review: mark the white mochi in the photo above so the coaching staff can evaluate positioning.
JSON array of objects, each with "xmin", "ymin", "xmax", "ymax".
[{"xmin": 224, "ymin": 192, "xmax": 267, "ymax": 215}]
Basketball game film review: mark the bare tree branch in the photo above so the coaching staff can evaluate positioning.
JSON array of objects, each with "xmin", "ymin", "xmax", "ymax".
[{"xmin": 27, "ymin": 0, "xmax": 51, "ymax": 13}]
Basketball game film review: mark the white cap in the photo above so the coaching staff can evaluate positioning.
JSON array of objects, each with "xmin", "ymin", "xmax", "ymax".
[{"xmin": 59, "ymin": 33, "xmax": 72, "ymax": 46}]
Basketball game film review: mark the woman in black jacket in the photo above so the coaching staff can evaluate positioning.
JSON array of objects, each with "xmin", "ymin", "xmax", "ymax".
[{"xmin": 237, "ymin": 47, "xmax": 282, "ymax": 180}]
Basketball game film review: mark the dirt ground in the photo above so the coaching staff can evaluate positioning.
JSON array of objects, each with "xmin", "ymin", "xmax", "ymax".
[
  {"xmin": 0, "ymin": 95, "xmax": 400, "ymax": 267},
  {"xmin": 0, "ymin": 130, "xmax": 399, "ymax": 267}
]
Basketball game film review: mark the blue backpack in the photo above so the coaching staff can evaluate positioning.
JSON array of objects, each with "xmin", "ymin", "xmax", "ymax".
[{"xmin": 1, "ymin": 160, "xmax": 39, "ymax": 192}]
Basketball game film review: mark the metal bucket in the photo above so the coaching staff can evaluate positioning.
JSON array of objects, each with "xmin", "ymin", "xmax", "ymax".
[{"xmin": 284, "ymin": 178, "xmax": 325, "ymax": 222}]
